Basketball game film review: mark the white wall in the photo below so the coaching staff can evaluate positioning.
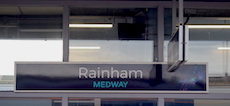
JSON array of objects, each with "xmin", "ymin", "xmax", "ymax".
[{"xmin": 0, "ymin": 40, "xmax": 63, "ymax": 75}]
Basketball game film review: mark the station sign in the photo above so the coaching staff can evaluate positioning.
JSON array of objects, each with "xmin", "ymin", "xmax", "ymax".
[{"xmin": 15, "ymin": 62, "xmax": 208, "ymax": 93}]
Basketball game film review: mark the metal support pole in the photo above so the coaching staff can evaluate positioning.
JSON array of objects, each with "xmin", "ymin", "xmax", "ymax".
[
  {"xmin": 179, "ymin": 0, "xmax": 184, "ymax": 26},
  {"xmin": 172, "ymin": 0, "xmax": 177, "ymax": 31},
  {"xmin": 62, "ymin": 96, "xmax": 68, "ymax": 106},
  {"xmin": 63, "ymin": 4, "xmax": 69, "ymax": 62},
  {"xmin": 94, "ymin": 98, "xmax": 101, "ymax": 106},
  {"xmin": 158, "ymin": 97, "xmax": 165, "ymax": 106},
  {"xmin": 157, "ymin": 5, "xmax": 164, "ymax": 62}
]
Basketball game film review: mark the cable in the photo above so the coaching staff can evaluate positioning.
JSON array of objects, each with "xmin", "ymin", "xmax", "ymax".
[{"xmin": 184, "ymin": 14, "xmax": 190, "ymax": 25}]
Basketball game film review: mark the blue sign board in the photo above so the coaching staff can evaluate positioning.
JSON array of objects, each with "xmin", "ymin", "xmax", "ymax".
[{"xmin": 15, "ymin": 62, "xmax": 208, "ymax": 93}]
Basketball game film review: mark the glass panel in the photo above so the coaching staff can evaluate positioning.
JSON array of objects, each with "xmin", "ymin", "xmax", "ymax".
[
  {"xmin": 0, "ymin": 98, "xmax": 61, "ymax": 106},
  {"xmin": 69, "ymin": 40, "xmax": 153, "ymax": 62},
  {"xmin": 101, "ymin": 98, "xmax": 157, "ymax": 106},
  {"xmin": 165, "ymin": 98, "xmax": 230, "ymax": 106},
  {"xmin": 165, "ymin": 98, "xmax": 193, "ymax": 106},
  {"xmin": 188, "ymin": 41, "xmax": 224, "ymax": 76},
  {"xmin": 68, "ymin": 98, "xmax": 94, "ymax": 106},
  {"xmin": 164, "ymin": 8, "xmax": 172, "ymax": 40},
  {"xmin": 194, "ymin": 99, "xmax": 230, "ymax": 106},
  {"xmin": 164, "ymin": 8, "xmax": 230, "ymax": 86},
  {"xmin": 0, "ymin": 6, "xmax": 63, "ymax": 91},
  {"xmin": 188, "ymin": 26, "xmax": 230, "ymax": 85},
  {"xmin": 68, "ymin": 98, "xmax": 157, "ymax": 106},
  {"xmin": 164, "ymin": 40, "xmax": 224, "ymax": 76},
  {"xmin": 69, "ymin": 7, "xmax": 157, "ymax": 62}
]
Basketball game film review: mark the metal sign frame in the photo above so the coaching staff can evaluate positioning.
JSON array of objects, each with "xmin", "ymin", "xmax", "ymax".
[{"xmin": 167, "ymin": 25, "xmax": 189, "ymax": 72}]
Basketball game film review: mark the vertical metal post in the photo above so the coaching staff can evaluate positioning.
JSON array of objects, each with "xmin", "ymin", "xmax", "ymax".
[
  {"xmin": 158, "ymin": 97, "xmax": 165, "ymax": 106},
  {"xmin": 94, "ymin": 98, "xmax": 101, "ymax": 106},
  {"xmin": 63, "ymin": 4, "xmax": 69, "ymax": 62},
  {"xmin": 62, "ymin": 96, "xmax": 68, "ymax": 106},
  {"xmin": 157, "ymin": 5, "xmax": 164, "ymax": 62},
  {"xmin": 172, "ymin": 0, "xmax": 177, "ymax": 31},
  {"xmin": 224, "ymin": 41, "xmax": 228, "ymax": 76},
  {"xmin": 226, "ymin": 41, "xmax": 229, "ymax": 76},
  {"xmin": 179, "ymin": 0, "xmax": 184, "ymax": 65},
  {"xmin": 179, "ymin": 0, "xmax": 184, "ymax": 26}
]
